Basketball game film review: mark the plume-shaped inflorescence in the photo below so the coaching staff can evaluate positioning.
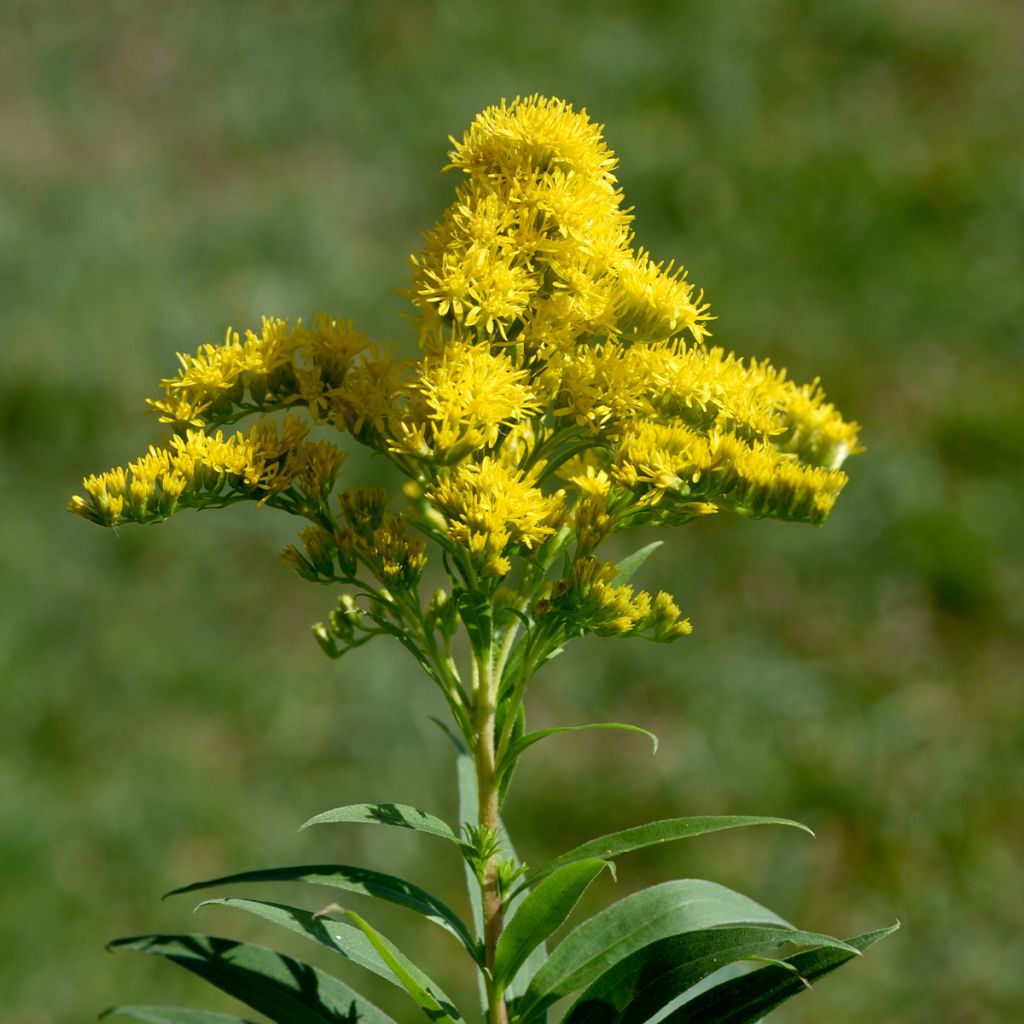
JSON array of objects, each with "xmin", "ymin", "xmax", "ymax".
[{"xmin": 71, "ymin": 95, "xmax": 860, "ymax": 647}]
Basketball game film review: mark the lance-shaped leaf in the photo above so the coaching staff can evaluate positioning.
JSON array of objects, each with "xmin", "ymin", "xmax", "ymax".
[
  {"xmin": 518, "ymin": 816, "xmax": 812, "ymax": 892},
  {"xmin": 197, "ymin": 898, "xmax": 402, "ymax": 989},
  {"xmin": 663, "ymin": 924, "xmax": 899, "ymax": 1024},
  {"xmin": 514, "ymin": 880, "xmax": 792, "ymax": 1023},
  {"xmin": 561, "ymin": 926, "xmax": 859, "ymax": 1024},
  {"xmin": 199, "ymin": 898, "xmax": 465, "ymax": 1019},
  {"xmin": 439, "ymin": 718, "xmax": 487, "ymax": 1016},
  {"xmin": 103, "ymin": 1008, "xmax": 257, "ymax": 1024},
  {"xmin": 436, "ymin": 722, "xmax": 485, "ymax": 939},
  {"xmin": 166, "ymin": 864, "xmax": 478, "ymax": 961},
  {"xmin": 495, "ymin": 701, "xmax": 526, "ymax": 805},
  {"xmin": 493, "ymin": 859, "xmax": 610, "ymax": 991},
  {"xmin": 495, "ymin": 819, "xmax": 546, "ymax": 1011},
  {"xmin": 108, "ymin": 933, "xmax": 396, "ymax": 1024},
  {"xmin": 500, "ymin": 723, "xmax": 658, "ymax": 782},
  {"xmin": 344, "ymin": 910, "xmax": 465, "ymax": 1023},
  {"xmin": 612, "ymin": 541, "xmax": 663, "ymax": 585},
  {"xmin": 453, "ymin": 586, "xmax": 492, "ymax": 651},
  {"xmin": 300, "ymin": 802, "xmax": 467, "ymax": 849}
]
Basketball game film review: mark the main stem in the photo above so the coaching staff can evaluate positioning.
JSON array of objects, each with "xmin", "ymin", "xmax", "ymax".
[{"xmin": 475, "ymin": 640, "xmax": 509, "ymax": 1024}]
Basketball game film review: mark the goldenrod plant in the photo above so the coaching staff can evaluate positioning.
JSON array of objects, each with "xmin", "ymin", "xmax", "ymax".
[{"xmin": 72, "ymin": 95, "xmax": 894, "ymax": 1024}]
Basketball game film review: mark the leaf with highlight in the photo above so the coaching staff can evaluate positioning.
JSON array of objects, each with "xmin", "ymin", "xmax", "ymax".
[
  {"xmin": 493, "ymin": 859, "xmax": 609, "ymax": 991},
  {"xmin": 561, "ymin": 926, "xmax": 858, "ymax": 1024},
  {"xmin": 519, "ymin": 816, "xmax": 812, "ymax": 891},
  {"xmin": 196, "ymin": 898, "xmax": 402, "ymax": 989},
  {"xmin": 514, "ymin": 880, "xmax": 792, "ymax": 1023},
  {"xmin": 109, "ymin": 934, "xmax": 396, "ymax": 1022},
  {"xmin": 196, "ymin": 898, "xmax": 466, "ymax": 1019},
  {"xmin": 501, "ymin": 723, "xmax": 658, "ymax": 780},
  {"xmin": 664, "ymin": 924, "xmax": 899, "ymax": 1024},
  {"xmin": 167, "ymin": 864, "xmax": 478, "ymax": 961},
  {"xmin": 344, "ymin": 910, "xmax": 465, "ymax": 1023},
  {"xmin": 300, "ymin": 802, "xmax": 465, "ymax": 848},
  {"xmin": 612, "ymin": 541, "xmax": 663, "ymax": 585}
]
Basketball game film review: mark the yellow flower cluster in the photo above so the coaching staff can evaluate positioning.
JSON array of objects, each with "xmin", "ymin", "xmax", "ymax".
[
  {"xmin": 390, "ymin": 340, "xmax": 540, "ymax": 463},
  {"xmin": 411, "ymin": 95, "xmax": 710, "ymax": 358},
  {"xmin": 281, "ymin": 489, "xmax": 427, "ymax": 591},
  {"xmin": 336, "ymin": 488, "xmax": 427, "ymax": 588},
  {"xmin": 610, "ymin": 421, "xmax": 847, "ymax": 526},
  {"xmin": 398, "ymin": 95, "xmax": 857, "ymax": 577},
  {"xmin": 536, "ymin": 558, "xmax": 692, "ymax": 641},
  {"xmin": 426, "ymin": 458, "xmax": 566, "ymax": 577},
  {"xmin": 69, "ymin": 415, "xmax": 344, "ymax": 527},
  {"xmin": 71, "ymin": 94, "xmax": 862, "ymax": 652},
  {"xmin": 148, "ymin": 314, "xmax": 397, "ymax": 442},
  {"xmin": 549, "ymin": 339, "xmax": 859, "ymax": 459}
]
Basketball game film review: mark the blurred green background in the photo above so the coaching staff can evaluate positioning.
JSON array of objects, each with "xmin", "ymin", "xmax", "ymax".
[{"xmin": 3, "ymin": 1, "xmax": 1022, "ymax": 1021}]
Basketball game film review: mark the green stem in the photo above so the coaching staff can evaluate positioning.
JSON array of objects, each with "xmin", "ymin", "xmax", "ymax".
[
  {"xmin": 492, "ymin": 617, "xmax": 521, "ymax": 691},
  {"xmin": 494, "ymin": 626, "xmax": 558, "ymax": 771},
  {"xmin": 493, "ymin": 526, "xmax": 573, "ymax": 766},
  {"xmin": 473, "ymin": 640, "xmax": 508, "ymax": 1024}
]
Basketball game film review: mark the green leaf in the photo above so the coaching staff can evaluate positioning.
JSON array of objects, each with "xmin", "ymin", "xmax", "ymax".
[
  {"xmin": 519, "ymin": 816, "xmax": 812, "ymax": 892},
  {"xmin": 494, "ymin": 859, "xmax": 609, "ymax": 992},
  {"xmin": 495, "ymin": 701, "xmax": 526, "ymax": 804},
  {"xmin": 453, "ymin": 586, "xmax": 492, "ymax": 650},
  {"xmin": 514, "ymin": 879, "xmax": 793, "ymax": 1023},
  {"xmin": 501, "ymin": 723, "xmax": 658, "ymax": 780},
  {"xmin": 344, "ymin": 910, "xmax": 464, "ymax": 1023},
  {"xmin": 196, "ymin": 897, "xmax": 403, "ymax": 989},
  {"xmin": 662, "ymin": 924, "xmax": 899, "ymax": 1023},
  {"xmin": 103, "ymin": 1008, "xmax": 257, "ymax": 1024},
  {"xmin": 561, "ymin": 926, "xmax": 859, "ymax": 1024},
  {"xmin": 166, "ymin": 864, "xmax": 478, "ymax": 961},
  {"xmin": 300, "ymin": 802, "xmax": 466, "ymax": 848},
  {"xmin": 497, "ymin": 833, "xmax": 547, "ymax": 1016},
  {"xmin": 611, "ymin": 541, "xmax": 663, "ymax": 585},
  {"xmin": 108, "ymin": 933, "xmax": 396, "ymax": 1024},
  {"xmin": 447, "ymin": 721, "xmax": 490, "ymax": 1016},
  {"xmin": 200, "ymin": 898, "xmax": 466, "ymax": 1019},
  {"xmin": 452, "ymin": 744, "xmax": 485, "ymax": 929}
]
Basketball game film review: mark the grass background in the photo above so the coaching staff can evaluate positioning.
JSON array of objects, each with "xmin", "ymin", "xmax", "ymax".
[{"xmin": 2, "ymin": 1, "xmax": 1022, "ymax": 1021}]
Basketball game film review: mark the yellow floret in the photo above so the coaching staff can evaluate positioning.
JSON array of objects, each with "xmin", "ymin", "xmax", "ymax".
[
  {"xmin": 447, "ymin": 94, "xmax": 619, "ymax": 186},
  {"xmin": 391, "ymin": 340, "xmax": 540, "ymax": 462},
  {"xmin": 428, "ymin": 457, "xmax": 566, "ymax": 576}
]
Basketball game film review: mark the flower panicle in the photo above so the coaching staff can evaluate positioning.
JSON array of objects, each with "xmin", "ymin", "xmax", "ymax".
[
  {"xmin": 147, "ymin": 314, "xmax": 386, "ymax": 433},
  {"xmin": 389, "ymin": 339, "xmax": 541, "ymax": 463},
  {"xmin": 611, "ymin": 249, "xmax": 714, "ymax": 345},
  {"xmin": 446, "ymin": 94, "xmax": 619, "ymax": 185},
  {"xmin": 427, "ymin": 457, "xmax": 567, "ymax": 577},
  {"xmin": 609, "ymin": 420, "xmax": 848, "ymax": 526},
  {"xmin": 68, "ymin": 416, "xmax": 345, "ymax": 528},
  {"xmin": 535, "ymin": 557, "xmax": 692, "ymax": 642},
  {"xmin": 282, "ymin": 502, "xmax": 427, "ymax": 593},
  {"xmin": 71, "ymin": 95, "xmax": 863, "ymax": 662},
  {"xmin": 411, "ymin": 95, "xmax": 635, "ymax": 354},
  {"xmin": 335, "ymin": 489, "xmax": 428, "ymax": 588}
]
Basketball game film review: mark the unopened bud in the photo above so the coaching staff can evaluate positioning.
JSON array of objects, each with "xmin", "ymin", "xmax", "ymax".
[
  {"xmin": 426, "ymin": 589, "xmax": 459, "ymax": 637},
  {"xmin": 312, "ymin": 622, "xmax": 341, "ymax": 658}
]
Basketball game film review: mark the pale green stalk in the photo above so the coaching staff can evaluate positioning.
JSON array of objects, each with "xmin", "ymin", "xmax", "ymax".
[{"xmin": 472, "ymin": 633, "xmax": 509, "ymax": 1024}]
